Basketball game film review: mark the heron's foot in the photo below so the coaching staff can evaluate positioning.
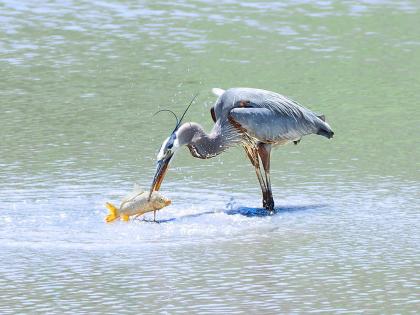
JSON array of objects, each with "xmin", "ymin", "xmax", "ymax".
[{"xmin": 263, "ymin": 197, "xmax": 275, "ymax": 214}]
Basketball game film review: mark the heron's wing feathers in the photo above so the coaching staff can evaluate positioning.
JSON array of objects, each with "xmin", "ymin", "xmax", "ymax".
[
  {"xmin": 233, "ymin": 91, "xmax": 314, "ymax": 120},
  {"xmin": 217, "ymin": 88, "xmax": 333, "ymax": 141},
  {"xmin": 229, "ymin": 107, "xmax": 325, "ymax": 142},
  {"xmin": 226, "ymin": 88, "xmax": 334, "ymax": 141}
]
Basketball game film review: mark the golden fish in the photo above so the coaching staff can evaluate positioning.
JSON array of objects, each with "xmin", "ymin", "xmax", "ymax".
[{"xmin": 105, "ymin": 187, "xmax": 171, "ymax": 223}]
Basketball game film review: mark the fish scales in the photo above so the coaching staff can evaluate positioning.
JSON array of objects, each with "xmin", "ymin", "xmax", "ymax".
[{"xmin": 105, "ymin": 189, "xmax": 171, "ymax": 222}]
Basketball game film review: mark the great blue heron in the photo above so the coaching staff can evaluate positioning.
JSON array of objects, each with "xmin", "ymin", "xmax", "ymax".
[{"xmin": 149, "ymin": 87, "xmax": 334, "ymax": 212}]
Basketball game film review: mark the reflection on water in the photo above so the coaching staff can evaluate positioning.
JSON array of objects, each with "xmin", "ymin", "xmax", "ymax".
[{"xmin": 1, "ymin": 0, "xmax": 419, "ymax": 313}]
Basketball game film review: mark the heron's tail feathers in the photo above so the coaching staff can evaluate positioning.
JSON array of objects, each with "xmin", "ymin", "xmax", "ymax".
[
  {"xmin": 105, "ymin": 202, "xmax": 119, "ymax": 223},
  {"xmin": 317, "ymin": 127, "xmax": 334, "ymax": 139},
  {"xmin": 317, "ymin": 114, "xmax": 326, "ymax": 122},
  {"xmin": 315, "ymin": 115, "xmax": 334, "ymax": 139}
]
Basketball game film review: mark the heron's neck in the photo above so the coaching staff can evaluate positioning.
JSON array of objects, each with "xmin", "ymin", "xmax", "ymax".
[{"xmin": 177, "ymin": 122, "xmax": 238, "ymax": 159}]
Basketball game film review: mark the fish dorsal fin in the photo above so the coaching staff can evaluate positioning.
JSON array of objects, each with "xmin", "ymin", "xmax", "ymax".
[
  {"xmin": 132, "ymin": 183, "xmax": 144, "ymax": 194},
  {"xmin": 120, "ymin": 184, "xmax": 144, "ymax": 205},
  {"xmin": 212, "ymin": 88, "xmax": 225, "ymax": 97}
]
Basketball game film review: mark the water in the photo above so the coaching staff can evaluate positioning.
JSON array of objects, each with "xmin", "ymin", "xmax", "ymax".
[{"xmin": 1, "ymin": 0, "xmax": 419, "ymax": 313}]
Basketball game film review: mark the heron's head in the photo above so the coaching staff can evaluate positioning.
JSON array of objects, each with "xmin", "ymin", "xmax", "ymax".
[
  {"xmin": 149, "ymin": 123, "xmax": 200, "ymax": 195},
  {"xmin": 149, "ymin": 94, "xmax": 198, "ymax": 199},
  {"xmin": 149, "ymin": 131, "xmax": 180, "ymax": 196}
]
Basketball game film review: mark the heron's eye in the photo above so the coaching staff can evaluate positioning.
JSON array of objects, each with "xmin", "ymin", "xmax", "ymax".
[{"xmin": 167, "ymin": 133, "xmax": 176, "ymax": 150}]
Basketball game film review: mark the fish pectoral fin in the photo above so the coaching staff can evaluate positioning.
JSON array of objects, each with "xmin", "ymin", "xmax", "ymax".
[{"xmin": 121, "ymin": 214, "xmax": 130, "ymax": 222}]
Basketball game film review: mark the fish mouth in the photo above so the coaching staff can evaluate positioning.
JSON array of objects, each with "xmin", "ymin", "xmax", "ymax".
[{"xmin": 149, "ymin": 153, "xmax": 173, "ymax": 199}]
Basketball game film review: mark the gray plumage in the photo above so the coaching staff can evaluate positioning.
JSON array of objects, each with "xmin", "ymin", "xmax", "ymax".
[
  {"xmin": 152, "ymin": 87, "xmax": 334, "ymax": 212},
  {"xmin": 177, "ymin": 87, "xmax": 333, "ymax": 158},
  {"xmin": 177, "ymin": 120, "xmax": 241, "ymax": 159},
  {"xmin": 214, "ymin": 87, "xmax": 333, "ymax": 144}
]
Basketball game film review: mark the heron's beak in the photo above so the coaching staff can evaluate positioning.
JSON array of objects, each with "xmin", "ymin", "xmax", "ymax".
[{"xmin": 149, "ymin": 153, "xmax": 173, "ymax": 199}]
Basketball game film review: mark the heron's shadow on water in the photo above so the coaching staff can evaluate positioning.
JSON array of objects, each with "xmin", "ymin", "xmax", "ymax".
[
  {"xmin": 148, "ymin": 204, "xmax": 328, "ymax": 223},
  {"xmin": 225, "ymin": 204, "xmax": 327, "ymax": 217}
]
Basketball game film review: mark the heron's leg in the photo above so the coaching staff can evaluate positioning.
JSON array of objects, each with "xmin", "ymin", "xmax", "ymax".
[
  {"xmin": 243, "ymin": 146, "xmax": 268, "ymax": 207},
  {"xmin": 258, "ymin": 143, "xmax": 275, "ymax": 212}
]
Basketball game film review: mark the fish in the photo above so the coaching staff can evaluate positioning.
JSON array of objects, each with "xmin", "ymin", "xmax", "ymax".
[{"xmin": 105, "ymin": 186, "xmax": 171, "ymax": 223}]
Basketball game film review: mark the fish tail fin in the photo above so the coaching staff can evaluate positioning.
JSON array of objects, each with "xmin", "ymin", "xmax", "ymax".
[{"xmin": 105, "ymin": 202, "xmax": 119, "ymax": 223}]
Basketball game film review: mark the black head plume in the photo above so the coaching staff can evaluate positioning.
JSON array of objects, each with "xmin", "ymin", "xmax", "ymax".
[
  {"xmin": 153, "ymin": 109, "xmax": 179, "ymax": 128},
  {"xmin": 172, "ymin": 93, "xmax": 198, "ymax": 133},
  {"xmin": 153, "ymin": 93, "xmax": 198, "ymax": 135}
]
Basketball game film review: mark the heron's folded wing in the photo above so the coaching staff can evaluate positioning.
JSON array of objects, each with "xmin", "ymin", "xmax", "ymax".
[{"xmin": 229, "ymin": 107, "xmax": 319, "ymax": 142}]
